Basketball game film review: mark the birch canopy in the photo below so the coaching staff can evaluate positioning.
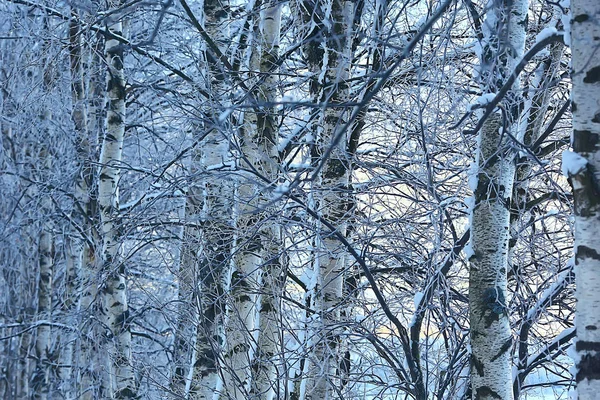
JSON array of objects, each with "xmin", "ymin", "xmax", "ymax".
[{"xmin": 0, "ymin": 0, "xmax": 588, "ymax": 399}]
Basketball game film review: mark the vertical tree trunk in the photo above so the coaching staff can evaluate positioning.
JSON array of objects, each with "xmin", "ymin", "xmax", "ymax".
[
  {"xmin": 33, "ymin": 197, "xmax": 53, "ymax": 400},
  {"xmin": 171, "ymin": 183, "xmax": 203, "ymax": 397},
  {"xmin": 59, "ymin": 13, "xmax": 91, "ymax": 398},
  {"xmin": 468, "ymin": 0, "xmax": 527, "ymax": 399},
  {"xmin": 188, "ymin": 0, "xmax": 233, "ymax": 397},
  {"xmin": 77, "ymin": 44, "xmax": 103, "ymax": 400},
  {"xmin": 511, "ymin": 38, "xmax": 563, "ymax": 399},
  {"xmin": 32, "ymin": 23, "xmax": 55, "ymax": 398},
  {"xmin": 304, "ymin": 0, "xmax": 354, "ymax": 398},
  {"xmin": 98, "ymin": 9, "xmax": 137, "ymax": 398},
  {"xmin": 222, "ymin": 2, "xmax": 284, "ymax": 398},
  {"xmin": 568, "ymin": 0, "xmax": 600, "ymax": 397}
]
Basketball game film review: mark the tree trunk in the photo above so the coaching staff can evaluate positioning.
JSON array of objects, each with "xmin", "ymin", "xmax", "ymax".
[
  {"xmin": 304, "ymin": 0, "xmax": 354, "ymax": 398},
  {"xmin": 77, "ymin": 42, "xmax": 103, "ymax": 400},
  {"xmin": 59, "ymin": 13, "xmax": 92, "ymax": 398},
  {"xmin": 224, "ymin": 2, "xmax": 284, "ymax": 398},
  {"xmin": 188, "ymin": 0, "xmax": 233, "ymax": 397},
  {"xmin": 98, "ymin": 10, "xmax": 137, "ymax": 398},
  {"xmin": 511, "ymin": 37, "xmax": 564, "ymax": 399},
  {"xmin": 32, "ymin": 25, "xmax": 55, "ymax": 399},
  {"xmin": 568, "ymin": 0, "xmax": 600, "ymax": 397},
  {"xmin": 171, "ymin": 183, "xmax": 203, "ymax": 397},
  {"xmin": 468, "ymin": 0, "xmax": 528, "ymax": 399}
]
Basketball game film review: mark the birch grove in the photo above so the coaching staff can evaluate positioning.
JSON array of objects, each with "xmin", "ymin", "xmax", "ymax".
[{"xmin": 0, "ymin": 0, "xmax": 591, "ymax": 399}]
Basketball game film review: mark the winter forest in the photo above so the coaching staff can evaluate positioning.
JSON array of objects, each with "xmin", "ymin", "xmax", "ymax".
[{"xmin": 1, "ymin": 0, "xmax": 599, "ymax": 398}]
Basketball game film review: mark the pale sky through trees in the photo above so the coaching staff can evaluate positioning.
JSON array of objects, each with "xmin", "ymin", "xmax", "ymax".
[{"xmin": 0, "ymin": 0, "xmax": 598, "ymax": 399}]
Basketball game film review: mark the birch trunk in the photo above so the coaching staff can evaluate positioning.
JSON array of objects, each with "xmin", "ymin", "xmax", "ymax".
[
  {"xmin": 33, "ymin": 29, "xmax": 55, "ymax": 398},
  {"xmin": 468, "ymin": 0, "xmax": 527, "ymax": 399},
  {"xmin": 98, "ymin": 11, "xmax": 137, "ymax": 398},
  {"xmin": 304, "ymin": 0, "xmax": 353, "ymax": 398},
  {"xmin": 171, "ymin": 163, "xmax": 205, "ymax": 397},
  {"xmin": 222, "ymin": 2, "xmax": 284, "ymax": 398},
  {"xmin": 511, "ymin": 38, "xmax": 563, "ymax": 399},
  {"xmin": 77, "ymin": 44, "xmax": 103, "ymax": 400},
  {"xmin": 33, "ymin": 188, "xmax": 53, "ymax": 400},
  {"xmin": 60, "ymin": 14, "xmax": 91, "ymax": 397},
  {"xmin": 189, "ymin": 0, "xmax": 233, "ymax": 397},
  {"xmin": 568, "ymin": 0, "xmax": 600, "ymax": 396}
]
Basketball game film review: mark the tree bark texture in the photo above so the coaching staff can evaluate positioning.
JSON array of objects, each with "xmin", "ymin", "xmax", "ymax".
[
  {"xmin": 469, "ymin": 0, "xmax": 528, "ymax": 399},
  {"xmin": 223, "ymin": 2, "xmax": 284, "ymax": 399},
  {"xmin": 569, "ymin": 0, "xmax": 600, "ymax": 397},
  {"xmin": 303, "ymin": 0, "xmax": 354, "ymax": 398},
  {"xmin": 189, "ymin": 0, "xmax": 234, "ymax": 397},
  {"xmin": 98, "ymin": 10, "xmax": 137, "ymax": 398}
]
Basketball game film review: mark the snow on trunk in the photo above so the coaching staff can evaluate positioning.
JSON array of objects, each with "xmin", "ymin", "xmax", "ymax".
[
  {"xmin": 229, "ymin": 3, "xmax": 284, "ymax": 399},
  {"xmin": 189, "ymin": 0, "xmax": 234, "ymax": 398},
  {"xmin": 304, "ymin": 0, "xmax": 354, "ymax": 398},
  {"xmin": 568, "ymin": 0, "xmax": 600, "ymax": 397},
  {"xmin": 511, "ymin": 33, "xmax": 564, "ymax": 399},
  {"xmin": 468, "ymin": 0, "xmax": 528, "ymax": 399},
  {"xmin": 98, "ymin": 14, "xmax": 137, "ymax": 398},
  {"xmin": 60, "ymin": 14, "xmax": 91, "ymax": 397}
]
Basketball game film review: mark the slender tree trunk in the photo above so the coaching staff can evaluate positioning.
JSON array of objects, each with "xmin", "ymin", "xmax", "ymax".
[
  {"xmin": 59, "ymin": 13, "xmax": 92, "ymax": 398},
  {"xmin": 98, "ymin": 9, "xmax": 136, "ymax": 398},
  {"xmin": 32, "ymin": 25, "xmax": 55, "ymax": 398},
  {"xmin": 188, "ymin": 0, "xmax": 233, "ymax": 397},
  {"xmin": 33, "ymin": 194, "xmax": 53, "ymax": 400},
  {"xmin": 77, "ymin": 44, "xmax": 103, "ymax": 400},
  {"xmin": 171, "ymin": 171, "xmax": 204, "ymax": 397},
  {"xmin": 17, "ymin": 322, "xmax": 31, "ymax": 399},
  {"xmin": 468, "ymin": 0, "xmax": 527, "ymax": 399},
  {"xmin": 567, "ymin": 0, "xmax": 600, "ymax": 397},
  {"xmin": 222, "ymin": 2, "xmax": 284, "ymax": 398},
  {"xmin": 511, "ymin": 38, "xmax": 563, "ymax": 399},
  {"xmin": 304, "ymin": 0, "xmax": 354, "ymax": 398}
]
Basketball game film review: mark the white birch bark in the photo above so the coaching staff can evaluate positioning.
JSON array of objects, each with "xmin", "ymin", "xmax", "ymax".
[
  {"xmin": 98, "ymin": 13, "xmax": 137, "ymax": 398},
  {"xmin": 33, "ymin": 174, "xmax": 53, "ymax": 400},
  {"xmin": 222, "ymin": 3, "xmax": 284, "ymax": 398},
  {"xmin": 568, "ymin": 0, "xmax": 600, "ymax": 396},
  {"xmin": 33, "ymin": 30, "xmax": 55, "ymax": 398},
  {"xmin": 60, "ymin": 14, "xmax": 91, "ymax": 398},
  {"xmin": 77, "ymin": 45, "xmax": 104, "ymax": 400},
  {"xmin": 468, "ymin": 0, "xmax": 528, "ymax": 399},
  {"xmin": 189, "ymin": 0, "xmax": 233, "ymax": 397},
  {"xmin": 304, "ymin": 0, "xmax": 353, "ymax": 398}
]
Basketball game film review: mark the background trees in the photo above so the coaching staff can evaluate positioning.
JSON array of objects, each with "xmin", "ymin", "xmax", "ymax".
[{"xmin": 0, "ymin": 0, "xmax": 582, "ymax": 399}]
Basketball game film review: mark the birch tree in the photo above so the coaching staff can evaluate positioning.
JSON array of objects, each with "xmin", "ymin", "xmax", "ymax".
[
  {"xmin": 566, "ymin": 0, "xmax": 600, "ymax": 397},
  {"xmin": 221, "ymin": 1, "xmax": 284, "ymax": 398},
  {"xmin": 468, "ymin": 0, "xmax": 528, "ymax": 398},
  {"xmin": 98, "ymin": 3, "xmax": 137, "ymax": 396},
  {"xmin": 31, "ymin": 19, "xmax": 56, "ymax": 399},
  {"xmin": 0, "ymin": 0, "xmax": 584, "ymax": 398},
  {"xmin": 175, "ymin": 0, "xmax": 236, "ymax": 397},
  {"xmin": 300, "ymin": 0, "xmax": 355, "ymax": 398}
]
